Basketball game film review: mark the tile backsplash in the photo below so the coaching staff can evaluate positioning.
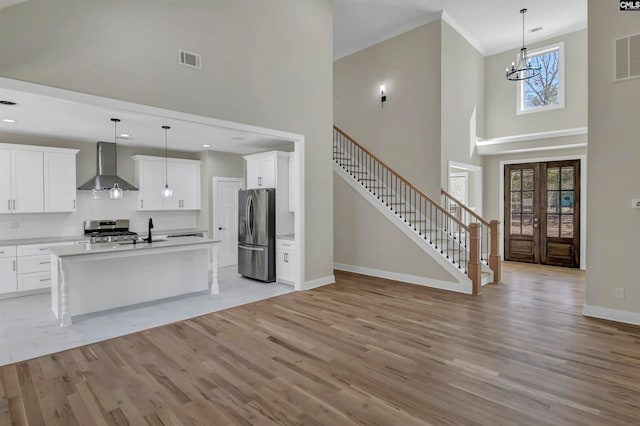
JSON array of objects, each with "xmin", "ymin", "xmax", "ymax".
[{"xmin": 0, "ymin": 191, "xmax": 197, "ymax": 240}]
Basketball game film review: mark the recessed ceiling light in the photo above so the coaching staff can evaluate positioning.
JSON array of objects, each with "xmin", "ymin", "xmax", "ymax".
[
  {"xmin": 202, "ymin": 144, "xmax": 211, "ymax": 148},
  {"xmin": 0, "ymin": 100, "xmax": 17, "ymax": 106},
  {"xmin": 232, "ymin": 136, "xmax": 246, "ymax": 141},
  {"xmin": 2, "ymin": 119, "xmax": 16, "ymax": 123},
  {"xmin": 119, "ymin": 133, "xmax": 130, "ymax": 138}
]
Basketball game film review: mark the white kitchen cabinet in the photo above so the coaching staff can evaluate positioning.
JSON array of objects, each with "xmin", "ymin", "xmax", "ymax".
[
  {"xmin": 0, "ymin": 257, "xmax": 17, "ymax": 294},
  {"xmin": 244, "ymin": 151, "xmax": 294, "ymax": 236},
  {"xmin": 288, "ymin": 152, "xmax": 296, "ymax": 213},
  {"xmin": 167, "ymin": 161, "xmax": 201, "ymax": 210},
  {"xmin": 0, "ymin": 150, "xmax": 11, "ymax": 214},
  {"xmin": 133, "ymin": 156, "xmax": 201, "ymax": 211},
  {"xmin": 276, "ymin": 238, "xmax": 296, "ymax": 285},
  {"xmin": 44, "ymin": 152, "xmax": 77, "ymax": 212},
  {"xmin": 246, "ymin": 155, "xmax": 276, "ymax": 189},
  {"xmin": 0, "ymin": 144, "xmax": 78, "ymax": 215},
  {"xmin": 0, "ymin": 246, "xmax": 17, "ymax": 294},
  {"xmin": 135, "ymin": 157, "xmax": 165, "ymax": 211}
]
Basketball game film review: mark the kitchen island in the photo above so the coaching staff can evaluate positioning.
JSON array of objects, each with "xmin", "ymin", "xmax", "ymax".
[{"xmin": 49, "ymin": 237, "xmax": 219, "ymax": 327}]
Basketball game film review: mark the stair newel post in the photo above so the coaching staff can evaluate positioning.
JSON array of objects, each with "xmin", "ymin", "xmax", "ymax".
[
  {"xmin": 468, "ymin": 223, "xmax": 482, "ymax": 295},
  {"xmin": 489, "ymin": 220, "xmax": 502, "ymax": 284}
]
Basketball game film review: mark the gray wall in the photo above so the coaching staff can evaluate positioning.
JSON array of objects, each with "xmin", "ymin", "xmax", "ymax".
[
  {"xmin": 440, "ymin": 21, "xmax": 484, "ymax": 189},
  {"xmin": 586, "ymin": 1, "xmax": 640, "ymax": 314},
  {"xmin": 333, "ymin": 20, "xmax": 442, "ymax": 198},
  {"xmin": 0, "ymin": 0, "xmax": 334, "ymax": 283},
  {"xmin": 484, "ymin": 29, "xmax": 588, "ymax": 138},
  {"xmin": 197, "ymin": 150, "xmax": 245, "ymax": 236},
  {"xmin": 334, "ymin": 175, "xmax": 456, "ymax": 283}
]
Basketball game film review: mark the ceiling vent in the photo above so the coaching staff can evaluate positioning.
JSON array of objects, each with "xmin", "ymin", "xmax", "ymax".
[
  {"xmin": 615, "ymin": 33, "xmax": 640, "ymax": 81},
  {"xmin": 178, "ymin": 49, "xmax": 202, "ymax": 70}
]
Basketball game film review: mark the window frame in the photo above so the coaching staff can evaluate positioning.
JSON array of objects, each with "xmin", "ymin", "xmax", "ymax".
[{"xmin": 516, "ymin": 42, "xmax": 565, "ymax": 115}]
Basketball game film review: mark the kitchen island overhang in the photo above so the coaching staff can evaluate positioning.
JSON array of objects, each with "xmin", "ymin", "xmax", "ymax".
[{"xmin": 49, "ymin": 237, "xmax": 220, "ymax": 327}]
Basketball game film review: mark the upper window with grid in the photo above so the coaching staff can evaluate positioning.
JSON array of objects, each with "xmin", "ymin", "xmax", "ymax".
[{"xmin": 517, "ymin": 42, "xmax": 565, "ymax": 114}]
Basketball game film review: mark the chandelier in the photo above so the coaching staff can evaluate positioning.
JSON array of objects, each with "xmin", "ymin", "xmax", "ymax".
[{"xmin": 506, "ymin": 9, "xmax": 541, "ymax": 81}]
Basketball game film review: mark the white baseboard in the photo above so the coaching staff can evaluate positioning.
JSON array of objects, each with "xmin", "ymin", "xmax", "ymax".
[
  {"xmin": 302, "ymin": 275, "xmax": 335, "ymax": 291},
  {"xmin": 583, "ymin": 305, "xmax": 640, "ymax": 326},
  {"xmin": 334, "ymin": 263, "xmax": 472, "ymax": 294}
]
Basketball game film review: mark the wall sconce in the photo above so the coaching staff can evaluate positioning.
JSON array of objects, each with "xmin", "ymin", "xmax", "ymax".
[{"xmin": 380, "ymin": 85, "xmax": 387, "ymax": 108}]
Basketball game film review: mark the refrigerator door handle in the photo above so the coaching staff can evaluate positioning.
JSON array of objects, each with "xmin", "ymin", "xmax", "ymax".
[{"xmin": 238, "ymin": 245, "xmax": 265, "ymax": 252}]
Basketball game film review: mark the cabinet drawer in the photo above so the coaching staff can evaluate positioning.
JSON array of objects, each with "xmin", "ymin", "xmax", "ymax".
[
  {"xmin": 276, "ymin": 239, "xmax": 296, "ymax": 250},
  {"xmin": 18, "ymin": 255, "xmax": 52, "ymax": 274},
  {"xmin": 0, "ymin": 245, "xmax": 16, "ymax": 258},
  {"xmin": 18, "ymin": 272, "xmax": 51, "ymax": 292}
]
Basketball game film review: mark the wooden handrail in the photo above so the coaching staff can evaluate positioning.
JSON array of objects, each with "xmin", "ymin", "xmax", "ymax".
[
  {"xmin": 440, "ymin": 188, "xmax": 490, "ymax": 227},
  {"xmin": 334, "ymin": 126, "xmax": 470, "ymax": 232}
]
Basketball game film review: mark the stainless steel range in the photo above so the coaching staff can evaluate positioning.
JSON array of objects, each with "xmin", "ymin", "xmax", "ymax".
[{"xmin": 84, "ymin": 219, "xmax": 138, "ymax": 243}]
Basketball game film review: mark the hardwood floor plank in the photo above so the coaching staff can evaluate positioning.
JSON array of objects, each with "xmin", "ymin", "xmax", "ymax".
[{"xmin": 1, "ymin": 262, "xmax": 640, "ymax": 424}]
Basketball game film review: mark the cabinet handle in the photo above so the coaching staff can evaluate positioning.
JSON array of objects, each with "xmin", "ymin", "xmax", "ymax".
[
  {"xmin": 284, "ymin": 252, "xmax": 288, "ymax": 263},
  {"xmin": 258, "ymin": 177, "xmax": 262, "ymax": 186},
  {"xmin": 0, "ymin": 251, "xmax": 3, "ymax": 254},
  {"xmin": 12, "ymin": 200, "xmax": 15, "ymax": 210},
  {"xmin": 40, "ymin": 261, "xmax": 51, "ymax": 265},
  {"xmin": 39, "ymin": 248, "xmax": 48, "ymax": 251},
  {"xmin": 12, "ymin": 260, "xmax": 16, "ymax": 271},
  {"xmin": 7, "ymin": 200, "xmax": 10, "ymax": 210},
  {"xmin": 73, "ymin": 199, "xmax": 76, "ymax": 209},
  {"xmin": 141, "ymin": 200, "xmax": 144, "ymax": 209},
  {"xmin": 40, "ymin": 278, "xmax": 51, "ymax": 282}
]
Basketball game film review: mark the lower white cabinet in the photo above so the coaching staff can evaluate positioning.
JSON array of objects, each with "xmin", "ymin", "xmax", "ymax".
[
  {"xmin": 0, "ymin": 257, "xmax": 17, "ymax": 294},
  {"xmin": 0, "ymin": 241, "xmax": 78, "ymax": 296},
  {"xmin": 276, "ymin": 238, "xmax": 296, "ymax": 285}
]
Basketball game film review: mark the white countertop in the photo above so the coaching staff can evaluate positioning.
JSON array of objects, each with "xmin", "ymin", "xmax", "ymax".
[
  {"xmin": 49, "ymin": 236, "xmax": 219, "ymax": 258},
  {"xmin": 0, "ymin": 235, "xmax": 89, "ymax": 246}
]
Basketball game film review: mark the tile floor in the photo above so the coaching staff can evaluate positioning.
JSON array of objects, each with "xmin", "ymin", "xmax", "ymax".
[{"xmin": 0, "ymin": 266, "xmax": 293, "ymax": 366}]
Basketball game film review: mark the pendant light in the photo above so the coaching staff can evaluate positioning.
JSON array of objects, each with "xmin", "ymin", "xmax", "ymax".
[
  {"xmin": 161, "ymin": 125, "xmax": 173, "ymax": 198},
  {"xmin": 505, "ymin": 9, "xmax": 541, "ymax": 81},
  {"xmin": 109, "ymin": 118, "xmax": 124, "ymax": 199}
]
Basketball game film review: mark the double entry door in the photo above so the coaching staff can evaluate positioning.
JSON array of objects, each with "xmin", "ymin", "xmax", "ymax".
[{"xmin": 505, "ymin": 160, "xmax": 580, "ymax": 268}]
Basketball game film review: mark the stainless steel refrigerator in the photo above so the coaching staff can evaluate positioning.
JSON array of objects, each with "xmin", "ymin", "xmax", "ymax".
[{"xmin": 238, "ymin": 188, "xmax": 276, "ymax": 282}]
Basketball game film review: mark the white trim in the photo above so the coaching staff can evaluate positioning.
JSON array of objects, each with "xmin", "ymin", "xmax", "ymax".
[
  {"xmin": 294, "ymin": 140, "xmax": 305, "ymax": 291},
  {"xmin": 441, "ymin": 11, "xmax": 486, "ymax": 56},
  {"xmin": 334, "ymin": 163, "xmax": 472, "ymax": 290},
  {"xmin": 0, "ymin": 143, "xmax": 79, "ymax": 155},
  {"xmin": 302, "ymin": 275, "xmax": 335, "ymax": 291},
  {"xmin": 447, "ymin": 160, "xmax": 483, "ymax": 216},
  {"xmin": 0, "ymin": 77, "xmax": 303, "ymax": 142},
  {"xmin": 131, "ymin": 155, "xmax": 200, "ymax": 165},
  {"xmin": 583, "ymin": 305, "xmax": 640, "ymax": 326},
  {"xmin": 476, "ymin": 127, "xmax": 588, "ymax": 147},
  {"xmin": 499, "ymin": 154, "xmax": 587, "ymax": 270},
  {"xmin": 335, "ymin": 263, "xmax": 470, "ymax": 294},
  {"xmin": 480, "ymin": 143, "xmax": 588, "ymax": 156},
  {"xmin": 517, "ymin": 42, "xmax": 565, "ymax": 115}
]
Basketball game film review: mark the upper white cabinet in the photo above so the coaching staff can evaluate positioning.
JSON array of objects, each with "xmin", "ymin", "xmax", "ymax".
[
  {"xmin": 0, "ymin": 144, "xmax": 78, "ymax": 214},
  {"xmin": 44, "ymin": 152, "xmax": 77, "ymax": 212},
  {"xmin": 246, "ymin": 155, "xmax": 276, "ymax": 189},
  {"xmin": 133, "ymin": 155, "xmax": 201, "ymax": 211},
  {"xmin": 244, "ymin": 151, "xmax": 294, "ymax": 236}
]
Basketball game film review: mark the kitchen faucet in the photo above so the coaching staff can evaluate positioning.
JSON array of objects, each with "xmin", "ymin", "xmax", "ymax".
[{"xmin": 147, "ymin": 218, "xmax": 154, "ymax": 243}]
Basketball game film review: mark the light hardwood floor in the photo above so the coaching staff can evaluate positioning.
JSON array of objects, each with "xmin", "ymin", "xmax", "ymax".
[{"xmin": 1, "ymin": 262, "xmax": 639, "ymax": 425}]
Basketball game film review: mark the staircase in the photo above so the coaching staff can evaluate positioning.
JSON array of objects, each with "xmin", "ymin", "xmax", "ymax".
[{"xmin": 333, "ymin": 126, "xmax": 501, "ymax": 295}]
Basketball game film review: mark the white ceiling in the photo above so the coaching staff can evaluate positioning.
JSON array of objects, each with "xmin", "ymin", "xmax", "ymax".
[
  {"xmin": 333, "ymin": 0, "xmax": 587, "ymax": 59},
  {"xmin": 0, "ymin": 0, "xmax": 27, "ymax": 10},
  {"xmin": 0, "ymin": 87, "xmax": 292, "ymax": 154}
]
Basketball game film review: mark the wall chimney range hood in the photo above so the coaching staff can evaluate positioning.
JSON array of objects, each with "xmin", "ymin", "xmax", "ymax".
[{"xmin": 78, "ymin": 142, "xmax": 138, "ymax": 191}]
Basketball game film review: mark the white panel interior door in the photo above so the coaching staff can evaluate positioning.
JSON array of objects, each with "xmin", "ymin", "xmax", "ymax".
[{"xmin": 214, "ymin": 178, "xmax": 242, "ymax": 267}]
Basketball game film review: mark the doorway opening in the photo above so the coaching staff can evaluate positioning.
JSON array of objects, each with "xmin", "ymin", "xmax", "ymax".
[{"xmin": 504, "ymin": 160, "xmax": 580, "ymax": 268}]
